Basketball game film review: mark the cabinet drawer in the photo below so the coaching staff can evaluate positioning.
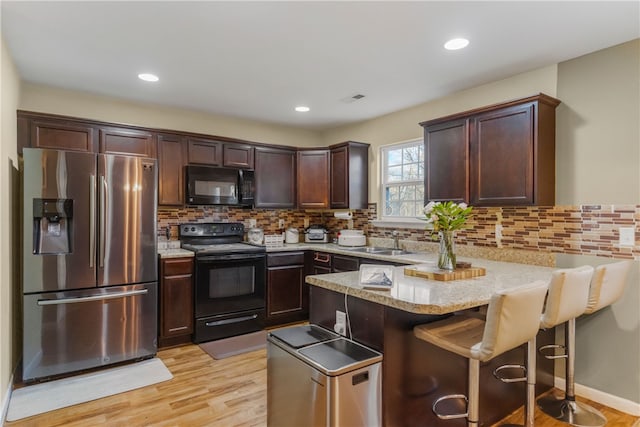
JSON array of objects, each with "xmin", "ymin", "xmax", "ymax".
[
  {"xmin": 268, "ymin": 252, "xmax": 305, "ymax": 267},
  {"xmin": 162, "ymin": 258, "xmax": 193, "ymax": 276},
  {"xmin": 332, "ymin": 254, "xmax": 359, "ymax": 272}
]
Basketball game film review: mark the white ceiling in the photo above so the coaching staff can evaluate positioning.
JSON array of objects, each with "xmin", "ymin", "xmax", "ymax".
[{"xmin": 2, "ymin": 1, "xmax": 639, "ymax": 130}]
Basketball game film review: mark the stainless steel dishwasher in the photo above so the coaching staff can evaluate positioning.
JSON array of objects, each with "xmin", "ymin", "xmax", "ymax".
[{"xmin": 267, "ymin": 325, "xmax": 382, "ymax": 427}]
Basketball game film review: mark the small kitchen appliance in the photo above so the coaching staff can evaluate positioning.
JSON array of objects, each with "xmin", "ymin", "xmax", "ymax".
[
  {"xmin": 285, "ymin": 227, "xmax": 299, "ymax": 244},
  {"xmin": 337, "ymin": 229, "xmax": 366, "ymax": 247},
  {"xmin": 304, "ymin": 224, "xmax": 329, "ymax": 243}
]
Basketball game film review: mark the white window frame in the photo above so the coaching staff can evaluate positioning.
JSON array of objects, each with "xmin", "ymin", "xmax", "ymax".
[{"xmin": 374, "ymin": 138, "xmax": 426, "ymax": 229}]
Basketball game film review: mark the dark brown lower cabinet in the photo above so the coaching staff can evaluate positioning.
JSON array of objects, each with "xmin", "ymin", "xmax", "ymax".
[
  {"xmin": 310, "ymin": 286, "xmax": 554, "ymax": 427},
  {"xmin": 266, "ymin": 252, "xmax": 308, "ymax": 326},
  {"xmin": 159, "ymin": 257, "xmax": 194, "ymax": 348}
]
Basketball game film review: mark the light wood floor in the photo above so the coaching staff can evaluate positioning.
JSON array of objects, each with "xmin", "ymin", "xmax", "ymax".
[{"xmin": 5, "ymin": 344, "xmax": 638, "ymax": 427}]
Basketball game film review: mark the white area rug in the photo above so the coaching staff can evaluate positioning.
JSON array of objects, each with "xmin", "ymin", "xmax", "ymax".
[{"xmin": 7, "ymin": 358, "xmax": 173, "ymax": 422}]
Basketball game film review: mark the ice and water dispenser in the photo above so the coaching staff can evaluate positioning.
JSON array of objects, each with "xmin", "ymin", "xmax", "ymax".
[{"xmin": 32, "ymin": 199, "xmax": 73, "ymax": 254}]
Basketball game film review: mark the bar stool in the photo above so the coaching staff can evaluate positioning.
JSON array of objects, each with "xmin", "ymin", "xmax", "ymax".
[
  {"xmin": 413, "ymin": 281, "xmax": 549, "ymax": 427},
  {"xmin": 538, "ymin": 260, "xmax": 632, "ymax": 426},
  {"xmin": 494, "ymin": 265, "xmax": 594, "ymax": 427}
]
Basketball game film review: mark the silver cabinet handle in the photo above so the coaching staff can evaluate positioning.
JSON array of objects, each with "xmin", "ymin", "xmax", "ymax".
[
  {"xmin": 89, "ymin": 174, "xmax": 96, "ymax": 268},
  {"xmin": 37, "ymin": 289, "xmax": 148, "ymax": 306}
]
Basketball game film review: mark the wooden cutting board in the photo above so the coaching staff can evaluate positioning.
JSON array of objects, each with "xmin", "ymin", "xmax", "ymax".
[{"xmin": 404, "ymin": 264, "xmax": 486, "ymax": 281}]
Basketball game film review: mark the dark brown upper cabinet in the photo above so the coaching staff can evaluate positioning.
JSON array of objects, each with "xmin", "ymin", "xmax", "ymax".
[
  {"xmin": 330, "ymin": 141, "xmax": 369, "ymax": 209},
  {"xmin": 297, "ymin": 149, "xmax": 330, "ymax": 209},
  {"xmin": 99, "ymin": 126, "xmax": 155, "ymax": 158},
  {"xmin": 187, "ymin": 137, "xmax": 222, "ymax": 166},
  {"xmin": 157, "ymin": 133, "xmax": 186, "ymax": 206},
  {"xmin": 254, "ymin": 146, "xmax": 296, "ymax": 208},
  {"xmin": 28, "ymin": 117, "xmax": 96, "ymax": 152},
  {"xmin": 420, "ymin": 93, "xmax": 560, "ymax": 206},
  {"xmin": 223, "ymin": 143, "xmax": 254, "ymax": 169}
]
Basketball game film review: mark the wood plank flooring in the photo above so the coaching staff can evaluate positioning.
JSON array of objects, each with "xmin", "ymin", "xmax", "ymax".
[{"xmin": 5, "ymin": 344, "xmax": 638, "ymax": 426}]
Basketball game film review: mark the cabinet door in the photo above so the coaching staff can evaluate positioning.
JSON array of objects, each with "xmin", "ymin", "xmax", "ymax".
[
  {"xmin": 267, "ymin": 265, "xmax": 307, "ymax": 324},
  {"xmin": 30, "ymin": 119, "xmax": 96, "ymax": 152},
  {"xmin": 99, "ymin": 127, "xmax": 155, "ymax": 158},
  {"xmin": 187, "ymin": 138, "xmax": 222, "ymax": 165},
  {"xmin": 297, "ymin": 150, "xmax": 330, "ymax": 209},
  {"xmin": 470, "ymin": 103, "xmax": 534, "ymax": 206},
  {"xmin": 332, "ymin": 254, "xmax": 359, "ymax": 272},
  {"xmin": 255, "ymin": 147, "xmax": 296, "ymax": 208},
  {"xmin": 330, "ymin": 145, "xmax": 349, "ymax": 208},
  {"xmin": 223, "ymin": 144, "xmax": 254, "ymax": 169},
  {"xmin": 160, "ymin": 258, "xmax": 194, "ymax": 341},
  {"xmin": 423, "ymin": 119, "xmax": 469, "ymax": 204},
  {"xmin": 157, "ymin": 134, "xmax": 185, "ymax": 205}
]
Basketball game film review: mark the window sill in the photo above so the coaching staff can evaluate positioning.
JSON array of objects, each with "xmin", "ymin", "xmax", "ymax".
[{"xmin": 370, "ymin": 219, "xmax": 430, "ymax": 230}]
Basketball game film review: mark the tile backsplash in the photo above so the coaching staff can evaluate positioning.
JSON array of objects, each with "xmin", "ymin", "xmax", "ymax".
[{"xmin": 158, "ymin": 203, "xmax": 639, "ymax": 260}]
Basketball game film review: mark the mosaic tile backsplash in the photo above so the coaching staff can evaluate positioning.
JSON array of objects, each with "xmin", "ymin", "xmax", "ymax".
[{"xmin": 158, "ymin": 204, "xmax": 639, "ymax": 260}]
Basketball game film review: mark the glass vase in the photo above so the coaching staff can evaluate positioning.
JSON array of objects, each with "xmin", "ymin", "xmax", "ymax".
[{"xmin": 438, "ymin": 231, "xmax": 456, "ymax": 271}]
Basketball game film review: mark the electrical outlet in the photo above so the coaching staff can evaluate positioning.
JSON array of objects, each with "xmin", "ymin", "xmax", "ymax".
[
  {"xmin": 304, "ymin": 218, "xmax": 310, "ymax": 228},
  {"xmin": 249, "ymin": 219, "xmax": 257, "ymax": 228},
  {"xmin": 495, "ymin": 224, "xmax": 503, "ymax": 239},
  {"xmin": 619, "ymin": 227, "xmax": 635, "ymax": 246},
  {"xmin": 278, "ymin": 219, "xmax": 285, "ymax": 229},
  {"xmin": 334, "ymin": 310, "xmax": 347, "ymax": 335}
]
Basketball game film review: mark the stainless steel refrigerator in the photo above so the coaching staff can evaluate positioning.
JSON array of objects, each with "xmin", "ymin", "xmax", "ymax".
[{"xmin": 22, "ymin": 148, "xmax": 158, "ymax": 381}]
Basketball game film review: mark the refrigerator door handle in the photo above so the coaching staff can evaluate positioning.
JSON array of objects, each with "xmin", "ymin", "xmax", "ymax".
[
  {"xmin": 37, "ymin": 289, "xmax": 148, "ymax": 306},
  {"xmin": 99, "ymin": 175, "xmax": 107, "ymax": 268},
  {"xmin": 89, "ymin": 174, "xmax": 96, "ymax": 268}
]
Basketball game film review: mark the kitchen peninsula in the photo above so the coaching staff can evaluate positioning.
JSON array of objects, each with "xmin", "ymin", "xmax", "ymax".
[{"xmin": 306, "ymin": 257, "xmax": 556, "ymax": 427}]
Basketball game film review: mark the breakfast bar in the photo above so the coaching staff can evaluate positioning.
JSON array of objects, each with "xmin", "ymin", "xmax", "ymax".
[{"xmin": 306, "ymin": 257, "xmax": 556, "ymax": 427}]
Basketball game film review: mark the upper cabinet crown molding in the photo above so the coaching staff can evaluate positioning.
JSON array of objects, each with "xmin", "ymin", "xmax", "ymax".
[{"xmin": 420, "ymin": 93, "xmax": 560, "ymax": 207}]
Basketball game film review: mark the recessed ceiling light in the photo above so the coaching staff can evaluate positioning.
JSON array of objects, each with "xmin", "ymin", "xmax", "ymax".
[
  {"xmin": 295, "ymin": 106, "xmax": 310, "ymax": 112},
  {"xmin": 138, "ymin": 73, "xmax": 159, "ymax": 82},
  {"xmin": 444, "ymin": 38, "xmax": 469, "ymax": 51}
]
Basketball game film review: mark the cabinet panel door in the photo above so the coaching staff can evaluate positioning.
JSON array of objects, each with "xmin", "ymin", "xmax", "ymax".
[
  {"xmin": 223, "ymin": 144, "xmax": 254, "ymax": 169},
  {"xmin": 267, "ymin": 266, "xmax": 305, "ymax": 316},
  {"xmin": 31, "ymin": 119, "xmax": 96, "ymax": 152},
  {"xmin": 297, "ymin": 150, "xmax": 330, "ymax": 209},
  {"xmin": 470, "ymin": 104, "xmax": 534, "ymax": 206},
  {"xmin": 187, "ymin": 138, "xmax": 222, "ymax": 165},
  {"xmin": 254, "ymin": 147, "xmax": 296, "ymax": 208},
  {"xmin": 423, "ymin": 119, "xmax": 469, "ymax": 204},
  {"xmin": 157, "ymin": 134, "xmax": 185, "ymax": 205},
  {"xmin": 161, "ymin": 274, "xmax": 194, "ymax": 338},
  {"xmin": 99, "ymin": 127, "xmax": 155, "ymax": 158},
  {"xmin": 330, "ymin": 146, "xmax": 349, "ymax": 208}
]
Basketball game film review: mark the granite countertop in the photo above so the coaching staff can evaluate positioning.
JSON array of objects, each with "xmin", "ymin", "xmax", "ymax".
[
  {"xmin": 157, "ymin": 248, "xmax": 195, "ymax": 259},
  {"xmin": 265, "ymin": 242, "xmax": 420, "ymax": 264},
  {"xmin": 306, "ymin": 257, "xmax": 554, "ymax": 315}
]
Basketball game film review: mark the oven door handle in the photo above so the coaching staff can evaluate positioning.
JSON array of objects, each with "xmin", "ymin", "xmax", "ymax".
[
  {"xmin": 198, "ymin": 253, "xmax": 265, "ymax": 262},
  {"xmin": 205, "ymin": 314, "xmax": 258, "ymax": 327}
]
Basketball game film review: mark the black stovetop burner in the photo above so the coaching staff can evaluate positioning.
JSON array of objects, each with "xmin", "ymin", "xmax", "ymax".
[{"xmin": 179, "ymin": 222, "xmax": 265, "ymax": 255}]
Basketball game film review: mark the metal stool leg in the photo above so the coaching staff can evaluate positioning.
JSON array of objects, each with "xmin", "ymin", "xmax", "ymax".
[
  {"xmin": 538, "ymin": 319, "xmax": 607, "ymax": 426},
  {"xmin": 497, "ymin": 338, "xmax": 536, "ymax": 427}
]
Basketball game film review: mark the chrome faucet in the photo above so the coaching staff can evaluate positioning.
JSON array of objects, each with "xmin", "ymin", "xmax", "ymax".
[{"xmin": 391, "ymin": 230, "xmax": 400, "ymax": 250}]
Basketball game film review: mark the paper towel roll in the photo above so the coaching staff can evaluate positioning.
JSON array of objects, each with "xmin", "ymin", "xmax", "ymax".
[{"xmin": 334, "ymin": 211, "xmax": 353, "ymax": 219}]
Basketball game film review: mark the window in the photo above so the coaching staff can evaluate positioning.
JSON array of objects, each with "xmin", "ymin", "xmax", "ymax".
[{"xmin": 380, "ymin": 139, "xmax": 424, "ymax": 219}]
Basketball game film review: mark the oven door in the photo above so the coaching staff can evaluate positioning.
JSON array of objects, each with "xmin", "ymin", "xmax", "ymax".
[{"xmin": 194, "ymin": 252, "xmax": 266, "ymax": 342}]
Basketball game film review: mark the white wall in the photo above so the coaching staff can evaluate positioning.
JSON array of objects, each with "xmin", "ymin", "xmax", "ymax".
[
  {"xmin": 0, "ymin": 35, "xmax": 21, "ymax": 415},
  {"xmin": 19, "ymin": 83, "xmax": 322, "ymax": 148}
]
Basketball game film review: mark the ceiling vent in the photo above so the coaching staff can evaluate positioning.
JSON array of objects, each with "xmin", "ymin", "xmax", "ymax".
[{"xmin": 341, "ymin": 94, "xmax": 366, "ymax": 103}]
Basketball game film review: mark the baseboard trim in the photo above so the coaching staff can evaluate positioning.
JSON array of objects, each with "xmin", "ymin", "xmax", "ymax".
[
  {"xmin": 1, "ymin": 373, "xmax": 14, "ymax": 426},
  {"xmin": 554, "ymin": 376, "xmax": 640, "ymax": 416}
]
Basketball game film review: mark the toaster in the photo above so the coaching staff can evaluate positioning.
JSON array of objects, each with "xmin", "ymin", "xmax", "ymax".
[{"xmin": 304, "ymin": 224, "xmax": 329, "ymax": 243}]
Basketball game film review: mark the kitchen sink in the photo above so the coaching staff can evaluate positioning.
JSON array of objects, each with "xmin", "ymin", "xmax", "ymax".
[{"xmin": 344, "ymin": 247, "xmax": 414, "ymax": 256}]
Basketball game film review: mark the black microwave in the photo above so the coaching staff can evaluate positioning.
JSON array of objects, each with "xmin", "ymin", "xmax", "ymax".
[{"xmin": 186, "ymin": 165, "xmax": 254, "ymax": 206}]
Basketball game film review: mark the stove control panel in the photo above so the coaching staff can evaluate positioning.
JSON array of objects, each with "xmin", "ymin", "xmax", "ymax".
[{"xmin": 179, "ymin": 222, "xmax": 244, "ymax": 238}]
